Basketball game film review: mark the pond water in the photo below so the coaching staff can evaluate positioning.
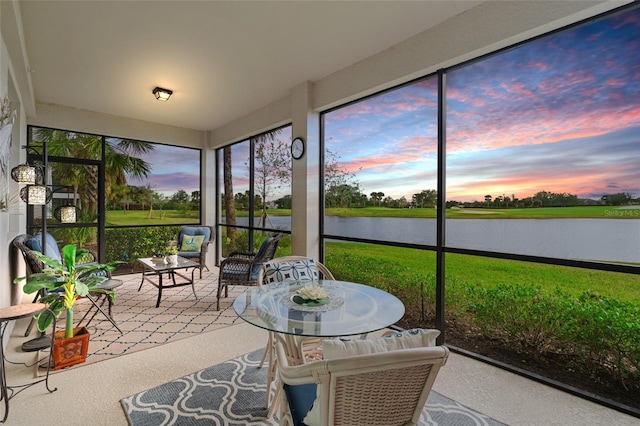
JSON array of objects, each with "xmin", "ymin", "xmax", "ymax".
[{"xmin": 228, "ymin": 216, "xmax": 640, "ymax": 263}]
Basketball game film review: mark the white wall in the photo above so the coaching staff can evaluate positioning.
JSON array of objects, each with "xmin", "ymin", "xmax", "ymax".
[
  {"xmin": 0, "ymin": 21, "xmax": 30, "ymax": 342},
  {"xmin": 31, "ymin": 103, "xmax": 206, "ymax": 150}
]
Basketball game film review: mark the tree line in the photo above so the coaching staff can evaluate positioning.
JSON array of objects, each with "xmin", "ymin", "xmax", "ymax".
[
  {"xmin": 109, "ymin": 185, "xmax": 200, "ymax": 214},
  {"xmin": 324, "ymin": 185, "xmax": 639, "ymax": 209}
]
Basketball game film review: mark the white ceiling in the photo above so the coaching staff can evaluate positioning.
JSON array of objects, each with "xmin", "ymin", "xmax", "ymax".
[{"xmin": 19, "ymin": 1, "xmax": 482, "ymax": 132}]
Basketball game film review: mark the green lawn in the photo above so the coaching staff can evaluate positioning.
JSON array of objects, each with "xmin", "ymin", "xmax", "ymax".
[
  {"xmin": 106, "ymin": 209, "xmax": 200, "ymax": 226},
  {"xmin": 326, "ymin": 242, "xmax": 640, "ymax": 303}
]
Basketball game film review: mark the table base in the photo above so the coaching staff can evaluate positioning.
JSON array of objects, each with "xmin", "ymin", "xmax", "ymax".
[
  {"xmin": 0, "ymin": 304, "xmax": 57, "ymax": 423},
  {"xmin": 138, "ymin": 267, "xmax": 198, "ymax": 307}
]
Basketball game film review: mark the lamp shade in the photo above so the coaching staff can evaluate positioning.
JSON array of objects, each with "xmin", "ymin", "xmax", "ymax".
[
  {"xmin": 55, "ymin": 204, "xmax": 77, "ymax": 223},
  {"xmin": 11, "ymin": 164, "xmax": 36, "ymax": 184},
  {"xmin": 19, "ymin": 185, "xmax": 52, "ymax": 205},
  {"xmin": 153, "ymin": 87, "xmax": 173, "ymax": 101}
]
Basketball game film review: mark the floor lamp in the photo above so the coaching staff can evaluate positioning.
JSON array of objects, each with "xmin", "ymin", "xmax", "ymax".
[{"xmin": 11, "ymin": 142, "xmax": 77, "ymax": 351}]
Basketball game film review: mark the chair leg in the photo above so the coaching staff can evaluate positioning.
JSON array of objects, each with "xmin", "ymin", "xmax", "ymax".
[
  {"xmin": 24, "ymin": 289, "xmax": 44, "ymax": 337},
  {"xmin": 216, "ymin": 280, "xmax": 224, "ymax": 310},
  {"xmin": 262, "ymin": 332, "xmax": 279, "ymax": 411},
  {"xmin": 259, "ymin": 331, "xmax": 273, "ymax": 369},
  {"xmin": 267, "ymin": 385, "xmax": 281, "ymax": 419}
]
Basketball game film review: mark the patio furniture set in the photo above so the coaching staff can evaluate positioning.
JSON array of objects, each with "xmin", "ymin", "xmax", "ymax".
[
  {"xmin": 10, "ymin": 228, "xmax": 446, "ymax": 425},
  {"xmin": 233, "ymin": 256, "xmax": 449, "ymax": 425}
]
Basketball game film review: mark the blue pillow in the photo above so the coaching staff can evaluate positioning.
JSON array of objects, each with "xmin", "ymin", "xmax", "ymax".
[
  {"xmin": 26, "ymin": 233, "xmax": 62, "ymax": 262},
  {"xmin": 283, "ymin": 383, "xmax": 317, "ymax": 426}
]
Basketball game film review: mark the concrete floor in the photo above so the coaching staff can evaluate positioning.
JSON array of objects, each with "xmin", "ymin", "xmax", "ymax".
[{"xmin": 2, "ymin": 312, "xmax": 638, "ymax": 425}]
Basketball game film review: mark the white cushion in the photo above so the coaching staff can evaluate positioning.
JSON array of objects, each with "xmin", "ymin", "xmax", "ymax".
[
  {"xmin": 303, "ymin": 328, "xmax": 441, "ymax": 425},
  {"xmin": 321, "ymin": 328, "xmax": 441, "ymax": 360},
  {"xmin": 262, "ymin": 259, "xmax": 318, "ymax": 283}
]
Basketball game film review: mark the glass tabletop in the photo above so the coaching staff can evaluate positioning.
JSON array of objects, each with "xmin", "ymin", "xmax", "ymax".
[
  {"xmin": 137, "ymin": 256, "xmax": 199, "ymax": 271},
  {"xmin": 233, "ymin": 280, "xmax": 405, "ymax": 338}
]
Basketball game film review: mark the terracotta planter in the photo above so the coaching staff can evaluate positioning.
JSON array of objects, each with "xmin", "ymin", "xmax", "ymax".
[{"xmin": 52, "ymin": 326, "xmax": 90, "ymax": 370}]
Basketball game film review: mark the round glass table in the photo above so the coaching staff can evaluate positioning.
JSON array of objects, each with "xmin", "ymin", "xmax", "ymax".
[
  {"xmin": 233, "ymin": 280, "xmax": 405, "ymax": 338},
  {"xmin": 234, "ymin": 280, "xmax": 405, "ymax": 414}
]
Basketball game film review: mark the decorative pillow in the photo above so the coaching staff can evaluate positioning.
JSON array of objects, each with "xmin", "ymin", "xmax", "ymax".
[
  {"xmin": 26, "ymin": 233, "xmax": 62, "ymax": 262},
  {"xmin": 322, "ymin": 328, "xmax": 441, "ymax": 360},
  {"xmin": 180, "ymin": 235, "xmax": 205, "ymax": 252},
  {"xmin": 76, "ymin": 252, "xmax": 95, "ymax": 265},
  {"xmin": 262, "ymin": 259, "xmax": 319, "ymax": 284}
]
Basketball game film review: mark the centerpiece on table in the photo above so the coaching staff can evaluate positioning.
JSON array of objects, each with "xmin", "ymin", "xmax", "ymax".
[
  {"xmin": 291, "ymin": 284, "xmax": 330, "ymax": 306},
  {"xmin": 164, "ymin": 244, "xmax": 179, "ymax": 264},
  {"xmin": 14, "ymin": 244, "xmax": 118, "ymax": 369}
]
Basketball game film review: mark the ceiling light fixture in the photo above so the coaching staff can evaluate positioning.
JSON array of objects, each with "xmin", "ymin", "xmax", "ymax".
[{"xmin": 153, "ymin": 87, "xmax": 173, "ymax": 102}]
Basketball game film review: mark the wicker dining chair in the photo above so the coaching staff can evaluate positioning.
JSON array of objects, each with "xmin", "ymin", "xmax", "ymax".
[
  {"xmin": 215, "ymin": 233, "xmax": 283, "ymax": 310},
  {"xmin": 275, "ymin": 339, "xmax": 449, "ymax": 426},
  {"xmin": 256, "ymin": 256, "xmax": 335, "ymax": 412}
]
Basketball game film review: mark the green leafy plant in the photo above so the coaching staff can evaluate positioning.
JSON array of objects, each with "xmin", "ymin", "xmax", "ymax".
[
  {"xmin": 14, "ymin": 245, "xmax": 118, "ymax": 339},
  {"xmin": 163, "ymin": 245, "xmax": 179, "ymax": 256}
]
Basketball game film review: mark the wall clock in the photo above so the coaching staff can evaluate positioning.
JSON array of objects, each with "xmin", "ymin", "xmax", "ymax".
[{"xmin": 291, "ymin": 137, "xmax": 305, "ymax": 160}]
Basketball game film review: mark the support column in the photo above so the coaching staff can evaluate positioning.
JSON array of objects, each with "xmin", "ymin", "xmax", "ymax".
[{"xmin": 290, "ymin": 82, "xmax": 320, "ymax": 258}]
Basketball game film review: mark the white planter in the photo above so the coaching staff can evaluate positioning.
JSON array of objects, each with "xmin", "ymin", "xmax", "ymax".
[{"xmin": 167, "ymin": 254, "xmax": 179, "ymax": 264}]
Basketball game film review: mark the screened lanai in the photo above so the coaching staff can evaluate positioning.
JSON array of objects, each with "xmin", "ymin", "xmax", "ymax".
[{"xmin": 1, "ymin": 0, "xmax": 638, "ymax": 422}]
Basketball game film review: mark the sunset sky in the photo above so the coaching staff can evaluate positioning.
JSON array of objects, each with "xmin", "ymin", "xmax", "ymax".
[
  {"xmin": 127, "ymin": 143, "xmax": 200, "ymax": 197},
  {"xmin": 133, "ymin": 6, "xmax": 640, "ymax": 205},
  {"xmin": 325, "ymin": 6, "xmax": 640, "ymax": 203}
]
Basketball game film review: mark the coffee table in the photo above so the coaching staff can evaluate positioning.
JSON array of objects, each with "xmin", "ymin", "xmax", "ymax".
[{"xmin": 137, "ymin": 257, "xmax": 200, "ymax": 307}]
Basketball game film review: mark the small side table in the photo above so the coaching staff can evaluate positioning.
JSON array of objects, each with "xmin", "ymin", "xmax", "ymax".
[
  {"xmin": 0, "ymin": 303, "xmax": 57, "ymax": 423},
  {"xmin": 77, "ymin": 279, "xmax": 124, "ymax": 333}
]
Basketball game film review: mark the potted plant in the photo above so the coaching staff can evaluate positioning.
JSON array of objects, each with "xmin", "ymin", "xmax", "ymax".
[
  {"xmin": 164, "ymin": 244, "xmax": 179, "ymax": 264},
  {"xmin": 14, "ymin": 244, "xmax": 117, "ymax": 369}
]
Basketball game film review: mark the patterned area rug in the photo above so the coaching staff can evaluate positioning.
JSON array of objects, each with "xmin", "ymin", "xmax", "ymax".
[
  {"xmin": 39, "ymin": 271, "xmax": 243, "ymax": 370},
  {"xmin": 121, "ymin": 349, "xmax": 507, "ymax": 426}
]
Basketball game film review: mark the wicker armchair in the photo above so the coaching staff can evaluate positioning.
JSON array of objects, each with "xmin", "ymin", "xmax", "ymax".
[
  {"xmin": 13, "ymin": 233, "xmax": 106, "ymax": 281},
  {"xmin": 275, "ymin": 340, "xmax": 449, "ymax": 426},
  {"xmin": 171, "ymin": 225, "xmax": 215, "ymax": 279},
  {"xmin": 12, "ymin": 233, "xmax": 109, "ymax": 336},
  {"xmin": 215, "ymin": 233, "xmax": 282, "ymax": 310}
]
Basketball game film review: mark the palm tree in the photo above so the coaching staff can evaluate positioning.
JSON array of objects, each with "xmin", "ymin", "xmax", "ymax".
[{"xmin": 31, "ymin": 130, "xmax": 154, "ymax": 214}]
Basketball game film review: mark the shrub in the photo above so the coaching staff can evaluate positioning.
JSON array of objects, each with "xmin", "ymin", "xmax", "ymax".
[
  {"xmin": 469, "ymin": 283, "xmax": 567, "ymax": 351},
  {"xmin": 105, "ymin": 226, "xmax": 181, "ymax": 270},
  {"xmin": 560, "ymin": 291, "xmax": 640, "ymax": 391}
]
